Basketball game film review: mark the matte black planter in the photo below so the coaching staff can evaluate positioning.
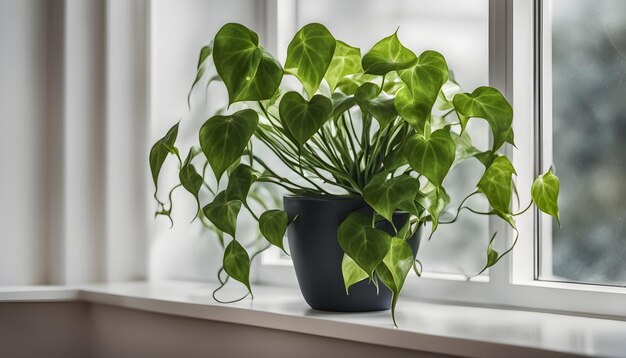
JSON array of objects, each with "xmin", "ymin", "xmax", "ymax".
[{"xmin": 284, "ymin": 195, "xmax": 421, "ymax": 312}]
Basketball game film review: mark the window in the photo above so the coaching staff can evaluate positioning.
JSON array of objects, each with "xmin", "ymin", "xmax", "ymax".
[
  {"xmin": 261, "ymin": 1, "xmax": 626, "ymax": 317},
  {"xmin": 263, "ymin": 0, "xmax": 492, "ymax": 277},
  {"xmin": 537, "ymin": 0, "xmax": 626, "ymax": 287}
]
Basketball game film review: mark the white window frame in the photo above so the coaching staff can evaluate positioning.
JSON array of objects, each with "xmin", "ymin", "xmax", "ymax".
[{"xmin": 257, "ymin": 0, "xmax": 626, "ymax": 318}]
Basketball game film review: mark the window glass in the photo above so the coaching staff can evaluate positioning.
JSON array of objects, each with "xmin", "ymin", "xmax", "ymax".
[{"xmin": 541, "ymin": 0, "xmax": 626, "ymax": 286}]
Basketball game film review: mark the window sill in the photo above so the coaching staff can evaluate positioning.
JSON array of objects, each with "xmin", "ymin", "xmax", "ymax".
[{"xmin": 1, "ymin": 281, "xmax": 625, "ymax": 357}]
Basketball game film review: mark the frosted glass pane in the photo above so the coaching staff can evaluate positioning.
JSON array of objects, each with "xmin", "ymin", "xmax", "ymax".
[{"xmin": 541, "ymin": 0, "xmax": 626, "ymax": 286}]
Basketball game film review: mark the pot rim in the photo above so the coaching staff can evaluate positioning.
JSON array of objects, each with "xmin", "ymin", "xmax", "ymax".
[{"xmin": 283, "ymin": 194, "xmax": 363, "ymax": 201}]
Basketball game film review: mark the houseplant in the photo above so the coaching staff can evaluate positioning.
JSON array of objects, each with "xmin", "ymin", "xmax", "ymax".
[{"xmin": 150, "ymin": 23, "xmax": 560, "ymax": 325}]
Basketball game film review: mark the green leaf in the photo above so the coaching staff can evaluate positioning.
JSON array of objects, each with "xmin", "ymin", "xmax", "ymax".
[
  {"xmin": 436, "ymin": 79, "xmax": 462, "ymax": 111},
  {"xmin": 486, "ymin": 245, "xmax": 499, "ymax": 268},
  {"xmin": 325, "ymin": 40, "xmax": 362, "ymax": 92},
  {"xmin": 202, "ymin": 191, "xmax": 241, "ymax": 237},
  {"xmin": 531, "ymin": 167, "xmax": 560, "ymax": 224},
  {"xmin": 187, "ymin": 43, "xmax": 214, "ymax": 107},
  {"xmin": 394, "ymin": 51, "xmax": 449, "ymax": 133},
  {"xmin": 453, "ymin": 87, "xmax": 513, "ymax": 151},
  {"xmin": 223, "ymin": 240, "xmax": 252, "ymax": 294},
  {"xmin": 331, "ymin": 92, "xmax": 356, "ymax": 119},
  {"xmin": 199, "ymin": 109, "xmax": 258, "ymax": 182},
  {"xmin": 259, "ymin": 210, "xmax": 289, "ymax": 253},
  {"xmin": 336, "ymin": 73, "xmax": 378, "ymax": 95},
  {"xmin": 149, "ymin": 122, "xmax": 179, "ymax": 195},
  {"xmin": 285, "ymin": 23, "xmax": 336, "ymax": 98},
  {"xmin": 338, "ymin": 212, "xmax": 392, "ymax": 278},
  {"xmin": 362, "ymin": 31, "xmax": 417, "ymax": 75},
  {"xmin": 213, "ymin": 23, "xmax": 283, "ymax": 104},
  {"xmin": 341, "ymin": 254, "xmax": 368, "ymax": 294},
  {"xmin": 226, "ymin": 164, "xmax": 259, "ymax": 203},
  {"xmin": 396, "ymin": 217, "xmax": 419, "ymax": 241},
  {"xmin": 381, "ymin": 71, "xmax": 405, "ymax": 95},
  {"xmin": 383, "ymin": 125, "xmax": 410, "ymax": 171},
  {"xmin": 477, "ymin": 156, "xmax": 517, "ymax": 214},
  {"xmin": 376, "ymin": 237, "xmax": 414, "ymax": 326},
  {"xmin": 506, "ymin": 128, "xmax": 516, "ymax": 146},
  {"xmin": 415, "ymin": 183, "xmax": 450, "ymax": 235},
  {"xmin": 451, "ymin": 131, "xmax": 481, "ymax": 166},
  {"xmin": 479, "ymin": 232, "xmax": 501, "ymax": 274},
  {"xmin": 179, "ymin": 147, "xmax": 203, "ymax": 210},
  {"xmin": 475, "ymin": 150, "xmax": 495, "ymax": 167},
  {"xmin": 354, "ymin": 83, "xmax": 397, "ymax": 128},
  {"xmin": 383, "ymin": 150, "xmax": 407, "ymax": 172},
  {"xmin": 363, "ymin": 173, "xmax": 420, "ymax": 223},
  {"xmin": 279, "ymin": 91, "xmax": 332, "ymax": 146},
  {"xmin": 403, "ymin": 129, "xmax": 456, "ymax": 187}
]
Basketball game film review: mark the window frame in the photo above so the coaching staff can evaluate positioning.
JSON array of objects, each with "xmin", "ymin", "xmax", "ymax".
[{"xmin": 257, "ymin": 0, "xmax": 626, "ymax": 318}]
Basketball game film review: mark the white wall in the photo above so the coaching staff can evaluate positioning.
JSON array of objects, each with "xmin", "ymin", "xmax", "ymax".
[
  {"xmin": 0, "ymin": 0, "xmax": 151, "ymax": 285},
  {"xmin": 0, "ymin": 0, "xmax": 56, "ymax": 285}
]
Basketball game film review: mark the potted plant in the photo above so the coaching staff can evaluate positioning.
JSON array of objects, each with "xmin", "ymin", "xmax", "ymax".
[{"xmin": 150, "ymin": 23, "xmax": 560, "ymax": 326}]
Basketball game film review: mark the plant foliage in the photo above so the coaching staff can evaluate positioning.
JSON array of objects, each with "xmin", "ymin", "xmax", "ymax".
[{"xmin": 150, "ymin": 23, "xmax": 561, "ymax": 326}]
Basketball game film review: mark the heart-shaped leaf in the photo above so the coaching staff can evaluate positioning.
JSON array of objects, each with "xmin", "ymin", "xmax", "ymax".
[
  {"xmin": 396, "ymin": 217, "xmax": 420, "ymax": 241},
  {"xmin": 285, "ymin": 23, "xmax": 336, "ymax": 98},
  {"xmin": 451, "ymin": 131, "xmax": 481, "ymax": 167},
  {"xmin": 341, "ymin": 254, "xmax": 368, "ymax": 294},
  {"xmin": 354, "ymin": 83, "xmax": 397, "ymax": 128},
  {"xmin": 203, "ymin": 191, "xmax": 242, "ymax": 237},
  {"xmin": 331, "ymin": 92, "xmax": 356, "ymax": 119},
  {"xmin": 381, "ymin": 71, "xmax": 405, "ymax": 95},
  {"xmin": 187, "ymin": 43, "xmax": 218, "ymax": 107},
  {"xmin": 376, "ymin": 236, "xmax": 414, "ymax": 326},
  {"xmin": 179, "ymin": 147, "xmax": 203, "ymax": 211},
  {"xmin": 453, "ymin": 87, "xmax": 513, "ymax": 151},
  {"xmin": 395, "ymin": 86, "xmax": 423, "ymax": 132},
  {"xmin": 192, "ymin": 44, "xmax": 212, "ymax": 87},
  {"xmin": 415, "ymin": 183, "xmax": 450, "ymax": 235},
  {"xmin": 279, "ymin": 91, "xmax": 332, "ymax": 146},
  {"xmin": 532, "ymin": 167, "xmax": 560, "ymax": 224},
  {"xmin": 213, "ymin": 23, "xmax": 283, "ymax": 104},
  {"xmin": 504, "ymin": 128, "xmax": 516, "ymax": 148},
  {"xmin": 149, "ymin": 122, "xmax": 179, "ymax": 196},
  {"xmin": 363, "ymin": 173, "xmax": 420, "ymax": 223},
  {"xmin": 199, "ymin": 109, "xmax": 258, "ymax": 182},
  {"xmin": 476, "ymin": 232, "xmax": 501, "ymax": 275},
  {"xmin": 338, "ymin": 212, "xmax": 392, "ymax": 278},
  {"xmin": 486, "ymin": 239, "xmax": 499, "ymax": 268},
  {"xmin": 325, "ymin": 40, "xmax": 362, "ymax": 92},
  {"xmin": 477, "ymin": 156, "xmax": 517, "ymax": 214},
  {"xmin": 475, "ymin": 150, "xmax": 495, "ymax": 167},
  {"xmin": 383, "ymin": 151, "xmax": 408, "ymax": 172},
  {"xmin": 394, "ymin": 51, "xmax": 448, "ymax": 133},
  {"xmin": 223, "ymin": 240, "xmax": 252, "ymax": 294},
  {"xmin": 383, "ymin": 125, "xmax": 411, "ymax": 171},
  {"xmin": 362, "ymin": 31, "xmax": 417, "ymax": 75},
  {"xmin": 403, "ymin": 129, "xmax": 456, "ymax": 187},
  {"xmin": 226, "ymin": 164, "xmax": 259, "ymax": 203},
  {"xmin": 336, "ymin": 73, "xmax": 378, "ymax": 95},
  {"xmin": 259, "ymin": 209, "xmax": 289, "ymax": 253}
]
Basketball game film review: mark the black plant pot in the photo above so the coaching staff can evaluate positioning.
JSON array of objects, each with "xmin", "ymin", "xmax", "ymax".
[{"xmin": 283, "ymin": 195, "xmax": 421, "ymax": 312}]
